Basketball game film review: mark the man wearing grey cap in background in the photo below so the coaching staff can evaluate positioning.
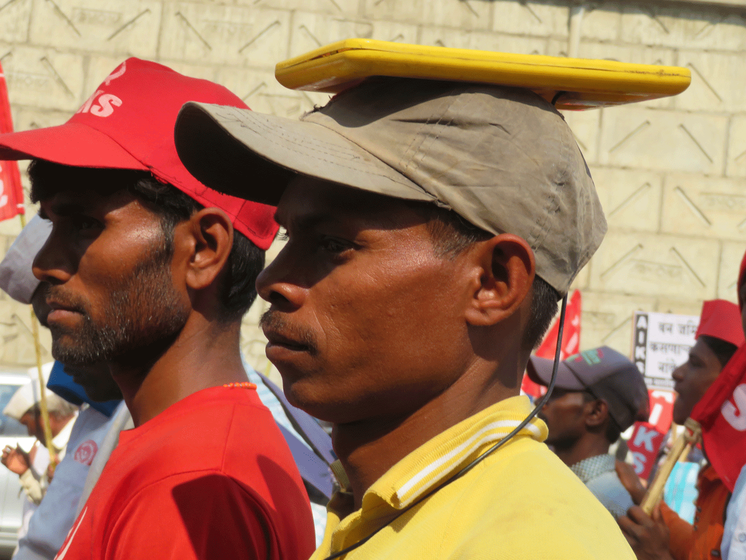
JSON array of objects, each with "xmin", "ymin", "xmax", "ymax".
[
  {"xmin": 175, "ymin": 78, "xmax": 635, "ymax": 559},
  {"xmin": 528, "ymin": 346, "xmax": 650, "ymax": 519}
]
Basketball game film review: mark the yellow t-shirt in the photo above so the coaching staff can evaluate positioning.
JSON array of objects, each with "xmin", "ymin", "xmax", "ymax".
[{"xmin": 313, "ymin": 396, "xmax": 635, "ymax": 560}]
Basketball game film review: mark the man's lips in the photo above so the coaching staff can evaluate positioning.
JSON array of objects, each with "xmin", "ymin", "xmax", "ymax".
[
  {"xmin": 263, "ymin": 329, "xmax": 310, "ymax": 352},
  {"xmin": 45, "ymin": 299, "xmax": 84, "ymax": 324}
]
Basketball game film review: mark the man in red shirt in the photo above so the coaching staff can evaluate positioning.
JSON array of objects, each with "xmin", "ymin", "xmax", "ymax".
[
  {"xmin": 618, "ymin": 299, "xmax": 745, "ymax": 560},
  {"xmin": 0, "ymin": 59, "xmax": 315, "ymax": 560}
]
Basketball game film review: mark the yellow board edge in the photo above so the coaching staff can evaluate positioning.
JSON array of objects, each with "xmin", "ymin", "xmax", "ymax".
[{"xmin": 275, "ymin": 38, "xmax": 691, "ymax": 111}]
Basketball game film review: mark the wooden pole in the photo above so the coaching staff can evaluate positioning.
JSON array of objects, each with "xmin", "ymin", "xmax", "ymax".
[
  {"xmin": 18, "ymin": 213, "xmax": 56, "ymax": 467},
  {"xmin": 640, "ymin": 417, "xmax": 701, "ymax": 514}
]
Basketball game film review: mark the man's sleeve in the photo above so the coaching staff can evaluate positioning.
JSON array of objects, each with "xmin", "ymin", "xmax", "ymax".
[
  {"xmin": 660, "ymin": 501, "xmax": 693, "ymax": 560},
  {"xmin": 107, "ymin": 473, "xmax": 275, "ymax": 560},
  {"xmin": 19, "ymin": 469, "xmax": 45, "ymax": 505}
]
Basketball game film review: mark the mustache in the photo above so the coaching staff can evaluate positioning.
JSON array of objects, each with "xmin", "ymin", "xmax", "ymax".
[
  {"xmin": 46, "ymin": 286, "xmax": 88, "ymax": 315},
  {"xmin": 260, "ymin": 310, "xmax": 319, "ymax": 356}
]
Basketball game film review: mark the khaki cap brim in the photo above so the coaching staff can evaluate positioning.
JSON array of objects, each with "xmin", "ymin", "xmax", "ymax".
[{"xmin": 175, "ymin": 102, "xmax": 434, "ymax": 207}]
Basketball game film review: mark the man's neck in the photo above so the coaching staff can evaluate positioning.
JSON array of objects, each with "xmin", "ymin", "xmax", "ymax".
[
  {"xmin": 333, "ymin": 364, "xmax": 521, "ymax": 511},
  {"xmin": 110, "ymin": 316, "xmax": 246, "ymax": 427},
  {"xmin": 553, "ymin": 435, "xmax": 611, "ymax": 468}
]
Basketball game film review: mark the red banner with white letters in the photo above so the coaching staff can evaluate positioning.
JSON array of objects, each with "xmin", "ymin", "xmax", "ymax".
[
  {"xmin": 522, "ymin": 290, "xmax": 582, "ymax": 399},
  {"xmin": 627, "ymin": 389, "xmax": 675, "ymax": 479},
  {"xmin": 0, "ymin": 62, "xmax": 24, "ymax": 222}
]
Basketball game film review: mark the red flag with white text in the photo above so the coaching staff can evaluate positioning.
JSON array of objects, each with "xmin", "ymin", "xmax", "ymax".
[
  {"xmin": 690, "ymin": 342, "xmax": 746, "ymax": 491},
  {"xmin": 522, "ymin": 290, "xmax": 582, "ymax": 399},
  {"xmin": 627, "ymin": 389, "xmax": 675, "ymax": 479},
  {"xmin": 0, "ymin": 62, "xmax": 24, "ymax": 222}
]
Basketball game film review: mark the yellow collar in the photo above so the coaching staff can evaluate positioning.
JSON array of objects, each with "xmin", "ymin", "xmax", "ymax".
[{"xmin": 339, "ymin": 396, "xmax": 548, "ymax": 514}]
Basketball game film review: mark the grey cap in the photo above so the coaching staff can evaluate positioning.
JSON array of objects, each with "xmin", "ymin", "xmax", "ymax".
[
  {"xmin": 0, "ymin": 214, "xmax": 52, "ymax": 304},
  {"xmin": 528, "ymin": 346, "xmax": 650, "ymax": 431},
  {"xmin": 174, "ymin": 78, "xmax": 607, "ymax": 294}
]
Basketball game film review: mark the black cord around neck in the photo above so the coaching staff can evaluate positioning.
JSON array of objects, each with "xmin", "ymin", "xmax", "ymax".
[{"xmin": 324, "ymin": 294, "xmax": 569, "ymax": 560}]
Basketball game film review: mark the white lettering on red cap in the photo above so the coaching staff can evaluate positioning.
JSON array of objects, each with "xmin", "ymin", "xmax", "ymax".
[
  {"xmin": 76, "ymin": 90, "xmax": 122, "ymax": 118},
  {"xmin": 75, "ymin": 61, "xmax": 127, "ymax": 118},
  {"xmin": 103, "ymin": 60, "xmax": 126, "ymax": 85}
]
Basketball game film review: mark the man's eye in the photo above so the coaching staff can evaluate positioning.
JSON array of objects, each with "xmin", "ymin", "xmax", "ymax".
[
  {"xmin": 319, "ymin": 237, "xmax": 349, "ymax": 253},
  {"xmin": 72, "ymin": 216, "xmax": 100, "ymax": 231}
]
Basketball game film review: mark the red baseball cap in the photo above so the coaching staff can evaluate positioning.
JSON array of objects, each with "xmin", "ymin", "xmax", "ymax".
[
  {"xmin": 0, "ymin": 58, "xmax": 278, "ymax": 250},
  {"xmin": 695, "ymin": 299, "xmax": 745, "ymax": 348}
]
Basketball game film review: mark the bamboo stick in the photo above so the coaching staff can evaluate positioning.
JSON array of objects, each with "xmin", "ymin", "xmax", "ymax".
[{"xmin": 640, "ymin": 417, "xmax": 701, "ymax": 514}]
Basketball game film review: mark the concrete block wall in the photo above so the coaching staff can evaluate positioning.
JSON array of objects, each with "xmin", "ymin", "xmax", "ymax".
[{"xmin": 0, "ymin": 0, "xmax": 742, "ymax": 374}]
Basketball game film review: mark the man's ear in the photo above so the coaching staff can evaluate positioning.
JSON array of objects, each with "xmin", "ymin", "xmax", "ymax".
[
  {"xmin": 181, "ymin": 208, "xmax": 233, "ymax": 292},
  {"xmin": 585, "ymin": 399, "xmax": 610, "ymax": 429},
  {"xmin": 464, "ymin": 233, "xmax": 535, "ymax": 327}
]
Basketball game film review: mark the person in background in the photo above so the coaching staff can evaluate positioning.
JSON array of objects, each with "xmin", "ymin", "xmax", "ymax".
[
  {"xmin": 1, "ymin": 372, "xmax": 78, "ymax": 505},
  {"xmin": 618, "ymin": 299, "xmax": 744, "ymax": 560},
  {"xmin": 0, "ymin": 58, "xmax": 315, "ymax": 559},
  {"xmin": 528, "ymin": 346, "xmax": 649, "ymax": 518},
  {"xmin": 718, "ymin": 255, "xmax": 746, "ymax": 560},
  {"xmin": 1, "ymin": 369, "xmax": 51, "ymax": 549}
]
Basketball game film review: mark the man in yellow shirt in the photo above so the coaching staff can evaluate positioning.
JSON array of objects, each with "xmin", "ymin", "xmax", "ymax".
[{"xmin": 174, "ymin": 77, "xmax": 635, "ymax": 559}]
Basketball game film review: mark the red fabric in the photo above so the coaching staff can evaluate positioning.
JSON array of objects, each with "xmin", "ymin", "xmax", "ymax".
[
  {"xmin": 695, "ymin": 300, "xmax": 745, "ymax": 348},
  {"xmin": 628, "ymin": 422, "xmax": 667, "ymax": 480},
  {"xmin": 0, "ymin": 61, "xmax": 24, "ymax": 222},
  {"xmin": 0, "ymin": 58, "xmax": 278, "ymax": 249},
  {"xmin": 739, "ymin": 250, "xmax": 746, "ymax": 309},
  {"xmin": 690, "ymin": 342, "xmax": 746, "ymax": 491},
  {"xmin": 522, "ymin": 290, "xmax": 581, "ymax": 398},
  {"xmin": 54, "ymin": 386, "xmax": 315, "ymax": 560},
  {"xmin": 659, "ymin": 466, "xmax": 729, "ymax": 560}
]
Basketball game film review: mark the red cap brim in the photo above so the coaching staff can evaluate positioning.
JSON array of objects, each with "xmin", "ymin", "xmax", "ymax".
[{"xmin": 0, "ymin": 122, "xmax": 145, "ymax": 170}]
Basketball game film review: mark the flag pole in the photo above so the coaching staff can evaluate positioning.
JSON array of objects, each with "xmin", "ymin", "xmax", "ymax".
[
  {"xmin": 18, "ymin": 213, "xmax": 56, "ymax": 468},
  {"xmin": 640, "ymin": 417, "xmax": 701, "ymax": 514}
]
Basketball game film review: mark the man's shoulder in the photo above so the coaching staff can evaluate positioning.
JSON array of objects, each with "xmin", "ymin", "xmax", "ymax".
[
  {"xmin": 111, "ymin": 387, "xmax": 301, "ymax": 497},
  {"xmin": 436, "ymin": 438, "xmax": 636, "ymax": 559}
]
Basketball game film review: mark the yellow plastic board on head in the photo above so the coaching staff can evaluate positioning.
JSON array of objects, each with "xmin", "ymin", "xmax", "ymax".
[{"xmin": 275, "ymin": 39, "xmax": 691, "ymax": 110}]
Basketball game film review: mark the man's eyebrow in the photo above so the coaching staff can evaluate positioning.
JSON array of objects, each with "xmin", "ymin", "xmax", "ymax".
[
  {"xmin": 275, "ymin": 211, "xmax": 339, "ymax": 232},
  {"xmin": 46, "ymin": 202, "xmax": 90, "ymax": 217}
]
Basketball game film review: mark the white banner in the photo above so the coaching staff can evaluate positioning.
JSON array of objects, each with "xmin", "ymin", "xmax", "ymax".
[{"xmin": 632, "ymin": 311, "xmax": 699, "ymax": 389}]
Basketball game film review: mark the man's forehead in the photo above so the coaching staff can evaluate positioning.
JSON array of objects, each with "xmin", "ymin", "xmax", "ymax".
[{"xmin": 39, "ymin": 188, "xmax": 136, "ymax": 218}]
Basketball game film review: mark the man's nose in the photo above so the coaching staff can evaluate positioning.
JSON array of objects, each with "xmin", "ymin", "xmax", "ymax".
[
  {"xmin": 255, "ymin": 249, "xmax": 306, "ymax": 310},
  {"xmin": 32, "ymin": 230, "xmax": 74, "ymax": 285}
]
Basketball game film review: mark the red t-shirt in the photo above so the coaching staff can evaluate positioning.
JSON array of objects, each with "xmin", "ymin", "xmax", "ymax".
[{"xmin": 54, "ymin": 386, "xmax": 315, "ymax": 560}]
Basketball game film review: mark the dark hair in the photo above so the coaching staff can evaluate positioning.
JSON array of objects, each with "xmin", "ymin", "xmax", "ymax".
[
  {"xmin": 408, "ymin": 202, "xmax": 560, "ymax": 350},
  {"xmin": 580, "ymin": 391, "xmax": 621, "ymax": 444},
  {"xmin": 699, "ymin": 334, "xmax": 739, "ymax": 370},
  {"xmin": 28, "ymin": 160, "xmax": 264, "ymax": 321}
]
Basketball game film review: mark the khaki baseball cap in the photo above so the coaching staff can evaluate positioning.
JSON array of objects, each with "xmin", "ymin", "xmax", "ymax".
[{"xmin": 175, "ymin": 77, "xmax": 607, "ymax": 295}]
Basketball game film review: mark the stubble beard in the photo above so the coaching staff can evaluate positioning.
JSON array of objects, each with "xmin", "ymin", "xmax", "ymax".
[{"xmin": 49, "ymin": 240, "xmax": 191, "ymax": 368}]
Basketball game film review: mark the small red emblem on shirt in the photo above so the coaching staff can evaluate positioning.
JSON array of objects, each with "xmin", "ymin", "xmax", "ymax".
[{"xmin": 74, "ymin": 441, "xmax": 98, "ymax": 466}]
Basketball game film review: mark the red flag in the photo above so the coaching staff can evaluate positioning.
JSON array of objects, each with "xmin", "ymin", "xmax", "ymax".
[
  {"xmin": 0, "ymin": 62, "xmax": 24, "ymax": 222},
  {"xmin": 521, "ymin": 290, "xmax": 582, "ymax": 398},
  {"xmin": 627, "ymin": 390, "xmax": 675, "ymax": 479},
  {"xmin": 690, "ymin": 342, "xmax": 746, "ymax": 491},
  {"xmin": 628, "ymin": 422, "xmax": 667, "ymax": 479}
]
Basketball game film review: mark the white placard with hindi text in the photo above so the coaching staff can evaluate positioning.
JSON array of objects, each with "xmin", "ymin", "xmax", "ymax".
[{"xmin": 632, "ymin": 312, "xmax": 699, "ymax": 389}]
